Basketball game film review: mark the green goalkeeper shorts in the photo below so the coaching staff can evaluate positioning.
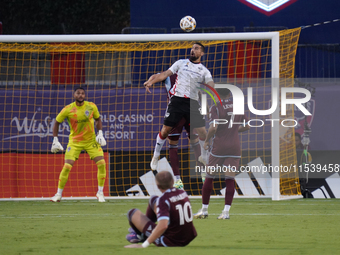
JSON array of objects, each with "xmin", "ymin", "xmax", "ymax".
[{"xmin": 65, "ymin": 141, "xmax": 104, "ymax": 161}]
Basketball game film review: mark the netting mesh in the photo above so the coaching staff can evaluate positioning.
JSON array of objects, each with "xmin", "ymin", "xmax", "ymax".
[{"xmin": 0, "ymin": 28, "xmax": 301, "ymax": 198}]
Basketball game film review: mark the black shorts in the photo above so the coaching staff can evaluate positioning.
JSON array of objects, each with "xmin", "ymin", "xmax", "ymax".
[{"xmin": 163, "ymin": 96, "xmax": 205, "ymax": 129}]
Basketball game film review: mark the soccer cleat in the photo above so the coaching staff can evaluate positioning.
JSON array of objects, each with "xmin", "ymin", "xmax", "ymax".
[
  {"xmin": 126, "ymin": 228, "xmax": 145, "ymax": 243},
  {"xmin": 193, "ymin": 208, "xmax": 208, "ymax": 219},
  {"xmin": 217, "ymin": 210, "xmax": 230, "ymax": 220},
  {"xmin": 50, "ymin": 193, "xmax": 62, "ymax": 202},
  {"xmin": 173, "ymin": 179, "xmax": 184, "ymax": 189},
  {"xmin": 96, "ymin": 192, "xmax": 106, "ymax": 202},
  {"xmin": 150, "ymin": 155, "xmax": 159, "ymax": 170}
]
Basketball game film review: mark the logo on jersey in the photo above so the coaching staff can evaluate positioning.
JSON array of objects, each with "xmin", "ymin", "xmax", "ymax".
[
  {"xmin": 238, "ymin": 0, "xmax": 298, "ymax": 16},
  {"xmin": 67, "ymin": 146, "xmax": 71, "ymax": 152},
  {"xmin": 165, "ymin": 112, "xmax": 170, "ymax": 118},
  {"xmin": 85, "ymin": 110, "xmax": 90, "ymax": 117}
]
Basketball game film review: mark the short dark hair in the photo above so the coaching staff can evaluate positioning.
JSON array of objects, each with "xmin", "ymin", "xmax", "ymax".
[
  {"xmin": 155, "ymin": 171, "xmax": 174, "ymax": 190},
  {"xmin": 216, "ymin": 88, "xmax": 230, "ymax": 97},
  {"xmin": 194, "ymin": 42, "xmax": 205, "ymax": 52},
  {"xmin": 74, "ymin": 87, "xmax": 85, "ymax": 93}
]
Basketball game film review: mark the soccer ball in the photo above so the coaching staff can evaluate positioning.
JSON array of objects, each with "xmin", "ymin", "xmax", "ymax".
[{"xmin": 180, "ymin": 16, "xmax": 196, "ymax": 32}]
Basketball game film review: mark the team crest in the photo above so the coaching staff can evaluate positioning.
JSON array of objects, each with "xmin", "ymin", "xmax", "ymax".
[
  {"xmin": 85, "ymin": 110, "xmax": 90, "ymax": 117},
  {"xmin": 238, "ymin": 0, "xmax": 298, "ymax": 16},
  {"xmin": 67, "ymin": 146, "xmax": 71, "ymax": 152}
]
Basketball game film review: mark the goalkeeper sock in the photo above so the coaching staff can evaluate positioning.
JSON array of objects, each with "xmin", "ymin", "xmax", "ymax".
[
  {"xmin": 58, "ymin": 163, "xmax": 72, "ymax": 190},
  {"xmin": 96, "ymin": 159, "xmax": 106, "ymax": 188},
  {"xmin": 57, "ymin": 188, "xmax": 63, "ymax": 196},
  {"xmin": 153, "ymin": 132, "xmax": 166, "ymax": 158}
]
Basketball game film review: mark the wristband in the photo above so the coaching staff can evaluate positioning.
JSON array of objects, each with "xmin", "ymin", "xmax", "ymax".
[
  {"xmin": 53, "ymin": 137, "xmax": 59, "ymax": 142},
  {"xmin": 98, "ymin": 130, "xmax": 103, "ymax": 136},
  {"xmin": 142, "ymin": 240, "xmax": 150, "ymax": 248}
]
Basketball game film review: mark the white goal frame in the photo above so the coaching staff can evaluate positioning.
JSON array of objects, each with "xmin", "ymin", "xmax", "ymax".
[{"xmin": 0, "ymin": 32, "xmax": 301, "ymax": 201}]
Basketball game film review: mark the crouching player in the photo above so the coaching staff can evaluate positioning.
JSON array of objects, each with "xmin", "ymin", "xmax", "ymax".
[{"xmin": 125, "ymin": 171, "xmax": 197, "ymax": 248}]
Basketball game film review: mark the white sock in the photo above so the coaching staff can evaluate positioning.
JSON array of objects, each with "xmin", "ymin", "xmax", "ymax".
[
  {"xmin": 98, "ymin": 186, "xmax": 104, "ymax": 193},
  {"xmin": 198, "ymin": 139, "xmax": 207, "ymax": 159},
  {"xmin": 175, "ymin": 175, "xmax": 181, "ymax": 181},
  {"xmin": 202, "ymin": 204, "xmax": 209, "ymax": 209},
  {"xmin": 57, "ymin": 188, "xmax": 63, "ymax": 195},
  {"xmin": 153, "ymin": 133, "xmax": 166, "ymax": 157},
  {"xmin": 224, "ymin": 205, "xmax": 231, "ymax": 212}
]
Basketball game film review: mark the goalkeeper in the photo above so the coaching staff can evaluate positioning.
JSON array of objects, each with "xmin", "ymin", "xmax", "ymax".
[{"xmin": 50, "ymin": 87, "xmax": 107, "ymax": 203}]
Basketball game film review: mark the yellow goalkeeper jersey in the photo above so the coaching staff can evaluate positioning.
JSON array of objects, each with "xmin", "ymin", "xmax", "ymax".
[{"xmin": 56, "ymin": 101, "xmax": 100, "ymax": 145}]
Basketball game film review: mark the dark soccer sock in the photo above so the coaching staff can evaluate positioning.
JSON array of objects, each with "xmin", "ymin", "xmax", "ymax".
[
  {"xmin": 127, "ymin": 208, "xmax": 141, "ymax": 235},
  {"xmin": 169, "ymin": 144, "xmax": 180, "ymax": 178},
  {"xmin": 191, "ymin": 141, "xmax": 201, "ymax": 162},
  {"xmin": 202, "ymin": 176, "xmax": 214, "ymax": 205},
  {"xmin": 225, "ymin": 177, "xmax": 235, "ymax": 206},
  {"xmin": 146, "ymin": 195, "xmax": 158, "ymax": 222}
]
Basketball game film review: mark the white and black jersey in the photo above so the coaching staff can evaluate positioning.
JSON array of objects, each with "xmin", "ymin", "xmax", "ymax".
[{"xmin": 168, "ymin": 59, "xmax": 213, "ymax": 101}]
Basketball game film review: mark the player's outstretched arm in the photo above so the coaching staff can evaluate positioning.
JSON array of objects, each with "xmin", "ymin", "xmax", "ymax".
[
  {"xmin": 144, "ymin": 70, "xmax": 173, "ymax": 93},
  {"xmin": 51, "ymin": 121, "xmax": 64, "ymax": 153},
  {"xmin": 95, "ymin": 117, "xmax": 106, "ymax": 146}
]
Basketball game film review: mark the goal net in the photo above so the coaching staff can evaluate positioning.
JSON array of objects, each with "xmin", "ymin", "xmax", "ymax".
[{"xmin": 0, "ymin": 28, "xmax": 301, "ymax": 200}]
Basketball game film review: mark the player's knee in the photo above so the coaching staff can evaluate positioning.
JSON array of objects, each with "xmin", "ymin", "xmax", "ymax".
[
  {"xmin": 62, "ymin": 163, "xmax": 72, "ymax": 173},
  {"xmin": 127, "ymin": 208, "xmax": 139, "ymax": 221},
  {"xmin": 149, "ymin": 195, "xmax": 159, "ymax": 208}
]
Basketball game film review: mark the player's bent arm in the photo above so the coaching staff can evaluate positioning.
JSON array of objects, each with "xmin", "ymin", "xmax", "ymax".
[
  {"xmin": 142, "ymin": 219, "xmax": 168, "ymax": 247},
  {"xmin": 206, "ymin": 80, "xmax": 215, "ymax": 88},
  {"xmin": 95, "ymin": 117, "xmax": 103, "ymax": 131},
  {"xmin": 238, "ymin": 124, "xmax": 250, "ymax": 133},
  {"xmin": 52, "ymin": 120, "xmax": 61, "ymax": 137},
  {"xmin": 144, "ymin": 70, "xmax": 173, "ymax": 88}
]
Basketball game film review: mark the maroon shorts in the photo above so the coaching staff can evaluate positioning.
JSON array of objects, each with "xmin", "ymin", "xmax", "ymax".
[
  {"xmin": 208, "ymin": 155, "xmax": 240, "ymax": 176},
  {"xmin": 142, "ymin": 221, "xmax": 180, "ymax": 247},
  {"xmin": 168, "ymin": 117, "xmax": 193, "ymax": 141}
]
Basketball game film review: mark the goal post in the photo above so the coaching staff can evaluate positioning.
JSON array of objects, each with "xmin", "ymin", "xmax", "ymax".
[{"xmin": 0, "ymin": 28, "xmax": 302, "ymax": 200}]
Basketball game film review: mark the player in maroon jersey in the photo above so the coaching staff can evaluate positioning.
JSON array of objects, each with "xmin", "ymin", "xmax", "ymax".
[
  {"xmin": 125, "ymin": 171, "xmax": 197, "ymax": 248},
  {"xmin": 194, "ymin": 88, "xmax": 249, "ymax": 219}
]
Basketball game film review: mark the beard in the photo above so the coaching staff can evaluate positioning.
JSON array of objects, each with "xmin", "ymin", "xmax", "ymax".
[
  {"xmin": 189, "ymin": 55, "xmax": 199, "ymax": 62},
  {"xmin": 76, "ymin": 98, "xmax": 84, "ymax": 104}
]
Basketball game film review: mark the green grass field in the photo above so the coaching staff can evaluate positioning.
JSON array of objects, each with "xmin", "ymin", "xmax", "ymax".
[{"xmin": 1, "ymin": 198, "xmax": 339, "ymax": 255}]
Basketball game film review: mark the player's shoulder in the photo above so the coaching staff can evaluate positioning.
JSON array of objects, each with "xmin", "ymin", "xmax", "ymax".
[{"xmin": 85, "ymin": 101, "xmax": 97, "ymax": 108}]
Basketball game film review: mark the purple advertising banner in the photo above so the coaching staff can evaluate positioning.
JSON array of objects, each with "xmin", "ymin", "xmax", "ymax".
[
  {"xmin": 1, "ymin": 83, "xmax": 339, "ymax": 152},
  {"xmin": 0, "ymin": 88, "xmax": 172, "ymax": 152}
]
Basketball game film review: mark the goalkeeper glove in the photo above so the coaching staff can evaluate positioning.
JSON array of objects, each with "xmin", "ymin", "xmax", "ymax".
[
  {"xmin": 96, "ymin": 130, "xmax": 107, "ymax": 146},
  {"xmin": 51, "ymin": 137, "xmax": 64, "ymax": 153}
]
